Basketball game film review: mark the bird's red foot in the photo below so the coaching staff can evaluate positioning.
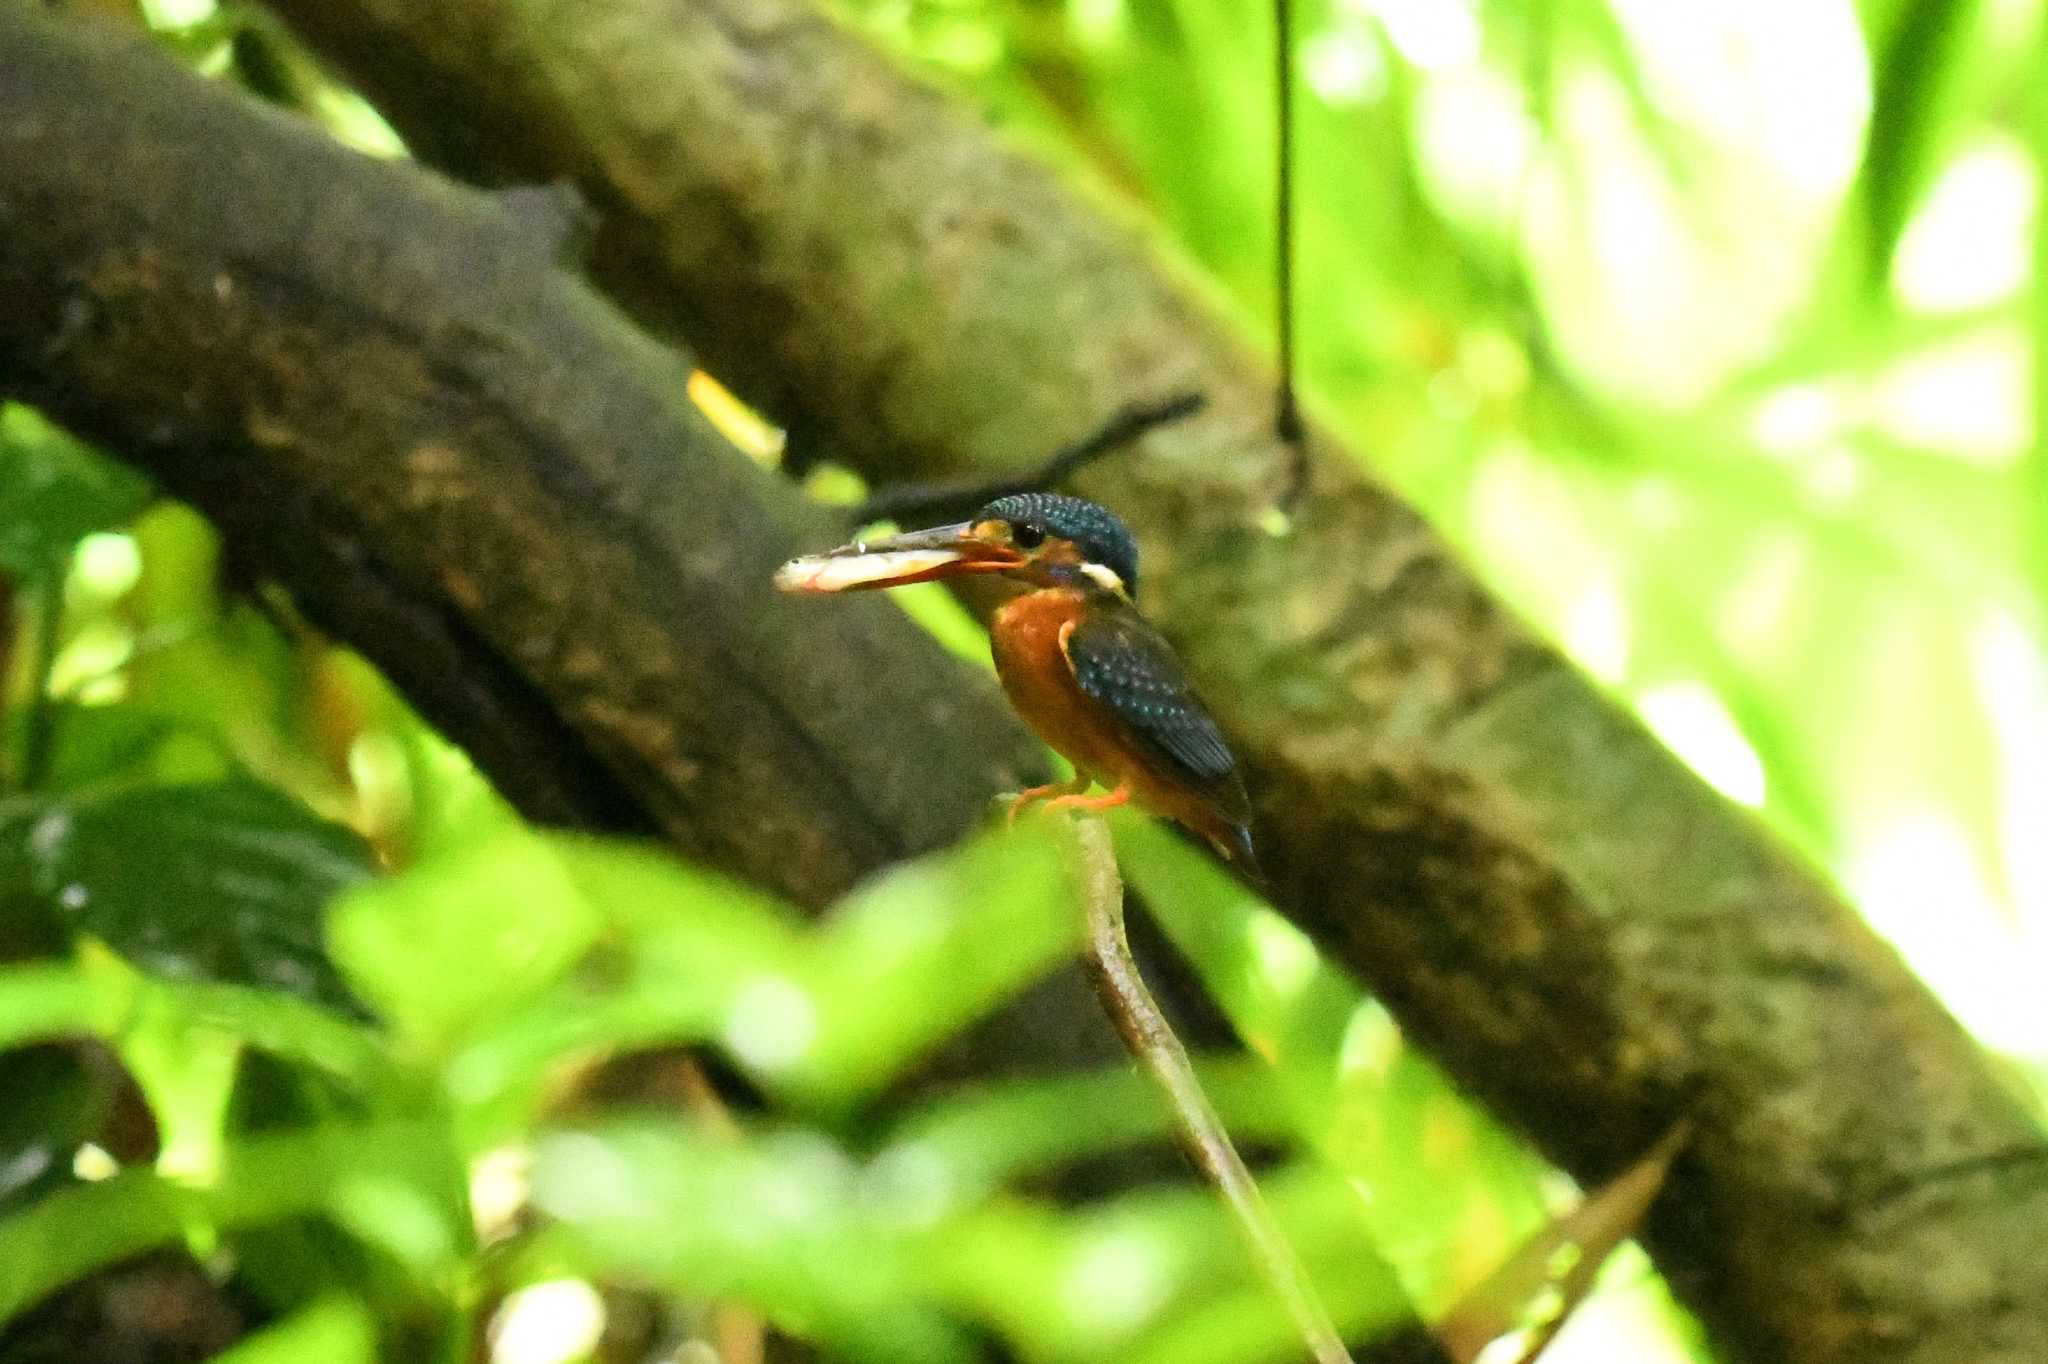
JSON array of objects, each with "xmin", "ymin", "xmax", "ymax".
[
  {"xmin": 1042, "ymin": 782, "xmax": 1132, "ymax": 815},
  {"xmin": 1006, "ymin": 775, "xmax": 1091, "ymax": 827}
]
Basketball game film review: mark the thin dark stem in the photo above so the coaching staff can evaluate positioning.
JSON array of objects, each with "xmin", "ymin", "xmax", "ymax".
[
  {"xmin": 1070, "ymin": 815, "xmax": 1353, "ymax": 1364},
  {"xmin": 1274, "ymin": 0, "xmax": 1308, "ymax": 511},
  {"xmin": 1866, "ymin": 1143, "xmax": 2048, "ymax": 1210},
  {"xmin": 850, "ymin": 392, "xmax": 1204, "ymax": 527},
  {"xmin": 20, "ymin": 573, "xmax": 64, "ymax": 792}
]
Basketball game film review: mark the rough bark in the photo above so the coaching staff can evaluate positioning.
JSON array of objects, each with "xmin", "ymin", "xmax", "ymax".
[{"xmin": 247, "ymin": 1, "xmax": 2048, "ymax": 1360}]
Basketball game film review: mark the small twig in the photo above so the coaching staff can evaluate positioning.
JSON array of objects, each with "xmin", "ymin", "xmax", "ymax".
[
  {"xmin": 1436, "ymin": 1119, "xmax": 1692, "ymax": 1364},
  {"xmin": 849, "ymin": 393, "xmax": 1204, "ymax": 527},
  {"xmin": 1865, "ymin": 1142, "xmax": 2048, "ymax": 1211},
  {"xmin": 1070, "ymin": 814, "xmax": 1353, "ymax": 1364},
  {"xmin": 1272, "ymin": 0, "xmax": 1309, "ymax": 514}
]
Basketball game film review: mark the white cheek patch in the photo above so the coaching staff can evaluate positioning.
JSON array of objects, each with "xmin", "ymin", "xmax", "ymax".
[
  {"xmin": 774, "ymin": 549, "xmax": 965, "ymax": 594},
  {"xmin": 1079, "ymin": 562, "xmax": 1126, "ymax": 595}
]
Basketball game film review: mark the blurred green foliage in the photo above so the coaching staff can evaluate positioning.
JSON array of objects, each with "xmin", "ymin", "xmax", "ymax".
[{"xmin": 2, "ymin": 0, "xmax": 2045, "ymax": 1361}]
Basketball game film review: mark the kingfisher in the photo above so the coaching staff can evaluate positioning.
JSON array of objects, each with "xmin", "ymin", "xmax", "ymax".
[{"xmin": 776, "ymin": 493, "xmax": 1256, "ymax": 869}]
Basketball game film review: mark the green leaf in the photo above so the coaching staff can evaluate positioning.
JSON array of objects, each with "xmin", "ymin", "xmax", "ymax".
[
  {"xmin": 525, "ymin": 1122, "xmax": 1408, "ymax": 1362},
  {"xmin": 793, "ymin": 821, "xmax": 1078, "ymax": 1108},
  {"xmin": 0, "ymin": 1120, "xmax": 463, "ymax": 1330},
  {"xmin": 883, "ymin": 1057, "xmax": 1292, "ymax": 1196},
  {"xmin": 327, "ymin": 828, "xmax": 603, "ymax": 1057},
  {"xmin": 527, "ymin": 1119, "xmax": 968, "ymax": 1363},
  {"xmin": 425, "ymin": 825, "xmax": 1083, "ymax": 1134},
  {"xmin": 0, "ymin": 1044, "xmax": 110, "ymax": 1215},
  {"xmin": 0, "ymin": 963, "xmax": 127, "ymax": 1050},
  {"xmin": 0, "ymin": 407, "xmax": 153, "ymax": 582},
  {"xmin": 937, "ymin": 1161, "xmax": 1405, "ymax": 1362},
  {"xmin": 115, "ymin": 1008, "xmax": 239, "ymax": 1185},
  {"xmin": 431, "ymin": 839, "xmax": 801, "ymax": 1133},
  {"xmin": 1860, "ymin": 0, "xmax": 1987, "ymax": 287},
  {"xmin": 0, "ymin": 781, "xmax": 376, "ymax": 1015},
  {"xmin": 518, "ymin": 828, "xmax": 1081, "ymax": 1111},
  {"xmin": 202, "ymin": 1298, "xmax": 377, "ymax": 1364},
  {"xmin": 25, "ymin": 704, "xmax": 197, "ymax": 793},
  {"xmin": 0, "ymin": 960, "xmax": 391, "ymax": 1098}
]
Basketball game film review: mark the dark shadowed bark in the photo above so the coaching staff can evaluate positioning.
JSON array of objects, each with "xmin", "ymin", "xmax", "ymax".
[
  {"xmin": 234, "ymin": 1, "xmax": 2048, "ymax": 1360},
  {"xmin": 0, "ymin": 6, "xmax": 1051, "ymax": 910}
]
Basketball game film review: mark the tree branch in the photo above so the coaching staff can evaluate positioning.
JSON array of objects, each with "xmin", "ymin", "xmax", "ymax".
[{"xmin": 249, "ymin": 1, "xmax": 2048, "ymax": 1359}]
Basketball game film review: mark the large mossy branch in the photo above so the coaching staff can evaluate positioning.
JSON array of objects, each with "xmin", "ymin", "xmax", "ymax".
[
  {"xmin": 249, "ymin": 1, "xmax": 2048, "ymax": 1360},
  {"xmin": 0, "ymin": 7, "xmax": 1049, "ymax": 909}
]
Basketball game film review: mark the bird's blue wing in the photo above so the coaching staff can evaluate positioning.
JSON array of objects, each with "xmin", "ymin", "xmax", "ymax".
[{"xmin": 1061, "ymin": 604, "xmax": 1238, "ymax": 789}]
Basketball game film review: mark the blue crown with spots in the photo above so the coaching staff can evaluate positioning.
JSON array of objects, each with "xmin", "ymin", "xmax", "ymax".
[{"xmin": 979, "ymin": 493, "xmax": 1139, "ymax": 592}]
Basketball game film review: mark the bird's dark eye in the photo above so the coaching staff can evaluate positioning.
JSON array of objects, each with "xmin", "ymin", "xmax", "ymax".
[{"xmin": 1011, "ymin": 521, "xmax": 1045, "ymax": 549}]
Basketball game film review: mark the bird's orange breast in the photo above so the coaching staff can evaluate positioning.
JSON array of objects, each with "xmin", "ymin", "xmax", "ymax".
[{"xmin": 990, "ymin": 588, "xmax": 1116, "ymax": 778}]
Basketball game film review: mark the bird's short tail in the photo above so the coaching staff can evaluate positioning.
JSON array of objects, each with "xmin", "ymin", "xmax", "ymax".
[{"xmin": 1215, "ymin": 822, "xmax": 1265, "ymax": 885}]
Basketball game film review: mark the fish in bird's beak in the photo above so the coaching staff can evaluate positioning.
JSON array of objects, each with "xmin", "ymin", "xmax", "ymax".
[{"xmin": 775, "ymin": 521, "xmax": 1025, "ymax": 595}]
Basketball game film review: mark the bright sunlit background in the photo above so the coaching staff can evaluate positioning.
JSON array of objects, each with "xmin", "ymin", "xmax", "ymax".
[
  {"xmin": 828, "ymin": 2, "xmax": 2048, "ymax": 1350},
  {"xmin": 851, "ymin": 0, "xmax": 2048, "ymax": 1073},
  {"xmin": 2, "ymin": 1, "xmax": 2043, "ymax": 1362},
  {"xmin": 836, "ymin": 0, "xmax": 2048, "ymax": 1071}
]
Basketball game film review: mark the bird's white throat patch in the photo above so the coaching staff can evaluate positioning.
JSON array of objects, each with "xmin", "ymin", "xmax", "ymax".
[{"xmin": 1080, "ymin": 562, "xmax": 1126, "ymax": 595}]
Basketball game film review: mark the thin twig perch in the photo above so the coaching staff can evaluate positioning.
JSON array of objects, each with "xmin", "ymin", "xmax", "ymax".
[
  {"xmin": 1070, "ymin": 814, "xmax": 1353, "ymax": 1364},
  {"xmin": 849, "ymin": 392, "xmax": 1204, "ymax": 528}
]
